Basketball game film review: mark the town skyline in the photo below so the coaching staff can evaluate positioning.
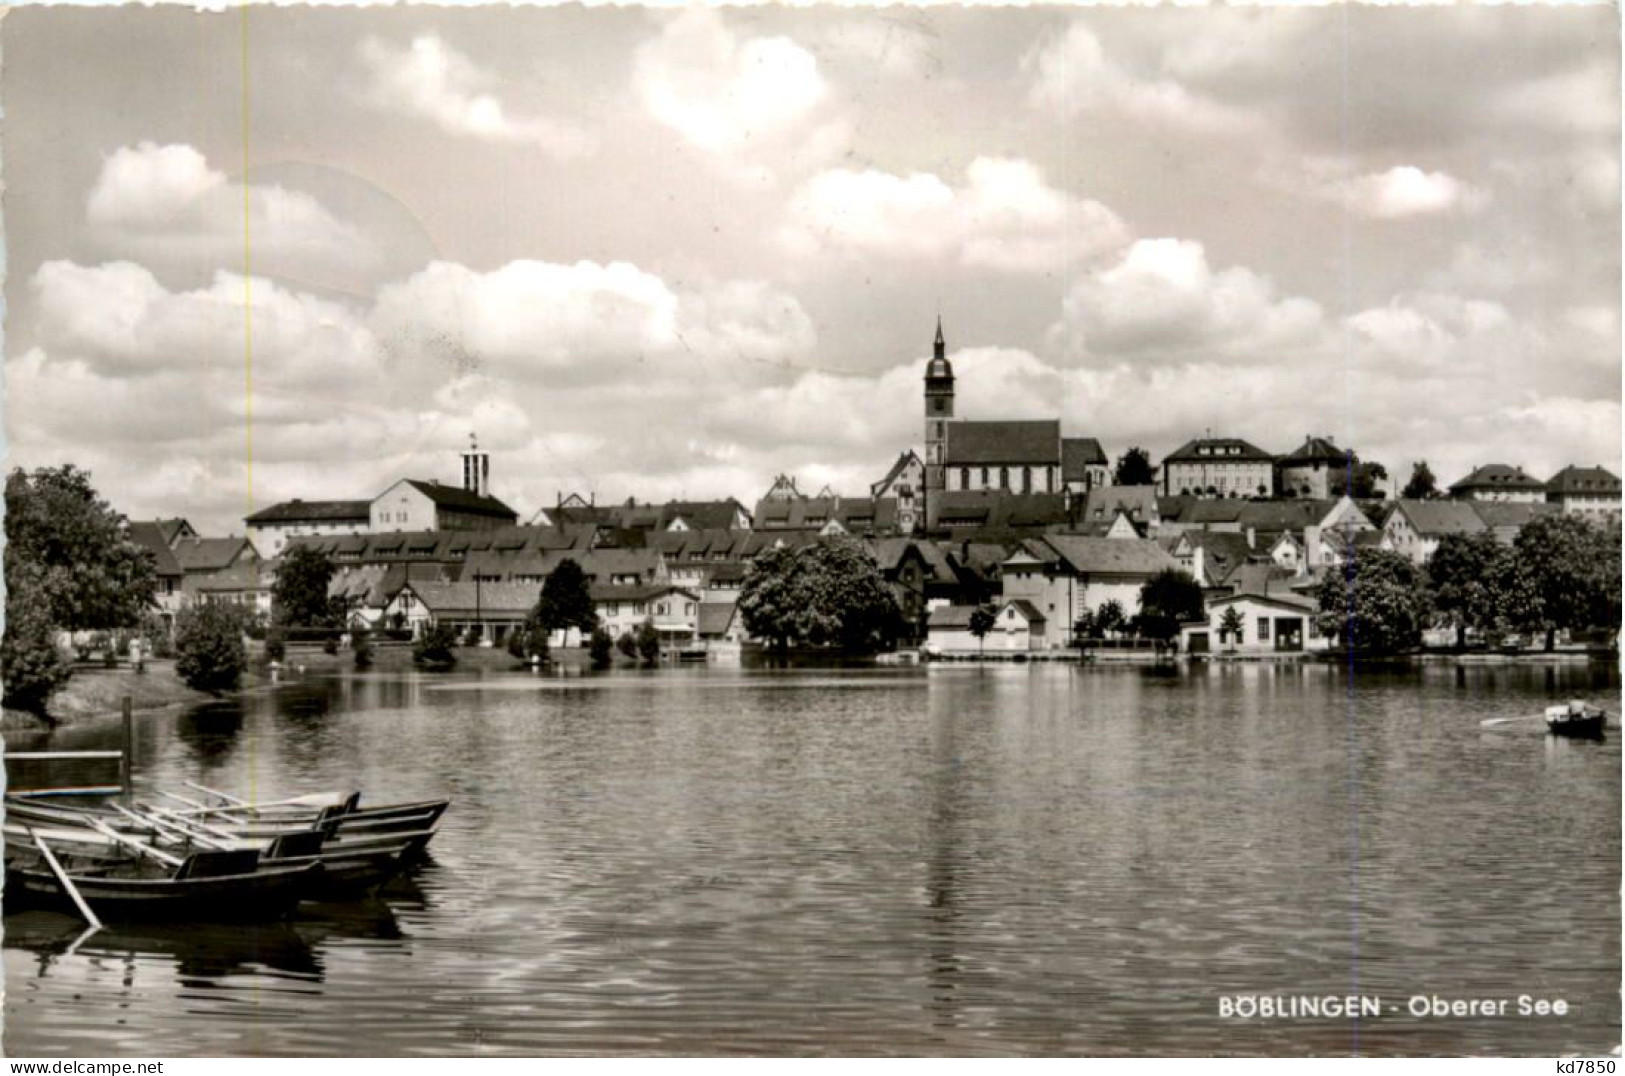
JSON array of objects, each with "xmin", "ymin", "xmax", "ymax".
[{"xmin": 5, "ymin": 6, "xmax": 1619, "ymax": 535}]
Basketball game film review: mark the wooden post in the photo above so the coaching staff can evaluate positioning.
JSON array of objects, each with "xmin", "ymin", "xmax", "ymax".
[{"xmin": 120, "ymin": 696, "xmax": 133, "ymax": 801}]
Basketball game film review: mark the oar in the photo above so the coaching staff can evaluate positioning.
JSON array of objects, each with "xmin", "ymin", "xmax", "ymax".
[
  {"xmin": 143, "ymin": 804, "xmax": 239, "ymax": 843},
  {"xmin": 112, "ymin": 804, "xmax": 227, "ymax": 852},
  {"xmin": 84, "ymin": 817, "xmax": 184, "ymax": 870},
  {"xmin": 27, "ymin": 828, "xmax": 103, "ymax": 930},
  {"xmin": 184, "ymin": 780, "xmax": 248, "ymax": 806}
]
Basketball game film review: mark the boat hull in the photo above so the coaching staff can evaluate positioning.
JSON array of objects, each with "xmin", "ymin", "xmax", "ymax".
[{"xmin": 4, "ymin": 860, "xmax": 319, "ymax": 921}]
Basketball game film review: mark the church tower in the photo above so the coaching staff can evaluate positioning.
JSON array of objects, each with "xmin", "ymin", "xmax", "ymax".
[
  {"xmin": 461, "ymin": 432, "xmax": 491, "ymax": 498},
  {"xmin": 923, "ymin": 318, "xmax": 955, "ymax": 529}
]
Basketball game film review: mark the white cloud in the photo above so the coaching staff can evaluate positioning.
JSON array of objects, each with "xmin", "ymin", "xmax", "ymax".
[
  {"xmin": 370, "ymin": 258, "xmax": 815, "ymax": 386},
  {"xmin": 1268, "ymin": 156, "xmax": 1490, "ymax": 219},
  {"xmin": 635, "ymin": 10, "xmax": 827, "ymax": 154},
  {"xmin": 85, "ymin": 142, "xmax": 375, "ymax": 273},
  {"xmin": 1023, "ymin": 22, "xmax": 1261, "ymax": 135},
  {"xmin": 783, "ymin": 157, "xmax": 1126, "ymax": 273},
  {"xmin": 1052, "ymin": 238, "xmax": 1325, "ymax": 364},
  {"xmin": 357, "ymin": 35, "xmax": 593, "ymax": 158}
]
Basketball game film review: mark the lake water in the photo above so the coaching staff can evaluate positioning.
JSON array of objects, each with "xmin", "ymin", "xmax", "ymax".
[{"xmin": 3, "ymin": 660, "xmax": 1619, "ymax": 1056}]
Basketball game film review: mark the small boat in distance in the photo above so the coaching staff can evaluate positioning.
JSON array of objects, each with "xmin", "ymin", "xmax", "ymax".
[{"xmin": 1545, "ymin": 700, "xmax": 1607, "ymax": 738}]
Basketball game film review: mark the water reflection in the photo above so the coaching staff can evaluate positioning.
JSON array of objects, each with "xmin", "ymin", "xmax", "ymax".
[{"xmin": 5, "ymin": 661, "xmax": 1619, "ymax": 1056}]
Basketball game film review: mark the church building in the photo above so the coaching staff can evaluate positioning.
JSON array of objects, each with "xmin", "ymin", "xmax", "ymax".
[{"xmin": 921, "ymin": 320, "xmax": 1107, "ymax": 529}]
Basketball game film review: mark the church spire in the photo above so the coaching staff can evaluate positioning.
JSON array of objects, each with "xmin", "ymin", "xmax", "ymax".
[{"xmin": 934, "ymin": 315, "xmax": 945, "ymax": 361}]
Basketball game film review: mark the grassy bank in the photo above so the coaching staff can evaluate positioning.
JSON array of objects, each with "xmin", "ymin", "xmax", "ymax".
[{"xmin": 2, "ymin": 660, "xmax": 214, "ymax": 730}]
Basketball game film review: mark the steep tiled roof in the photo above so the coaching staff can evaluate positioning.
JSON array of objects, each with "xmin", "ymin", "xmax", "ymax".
[
  {"xmin": 401, "ymin": 480, "xmax": 518, "ymax": 519},
  {"xmin": 1394, "ymin": 500, "xmax": 1486, "ymax": 536},
  {"xmin": 1039, "ymin": 535, "xmax": 1182, "ymax": 576},
  {"xmin": 1447, "ymin": 464, "xmax": 1544, "ymax": 495},
  {"xmin": 127, "ymin": 523, "xmax": 183, "ymax": 577},
  {"xmin": 246, "ymin": 499, "xmax": 372, "ymax": 525},
  {"xmin": 1163, "ymin": 438, "xmax": 1274, "ymax": 463},
  {"xmin": 1279, "ymin": 436, "xmax": 1347, "ymax": 465},
  {"xmin": 872, "ymin": 451, "xmax": 922, "ymax": 497},
  {"xmin": 173, "ymin": 537, "xmax": 255, "ymax": 572},
  {"xmin": 944, "ymin": 420, "xmax": 1061, "ymax": 465},
  {"xmin": 1082, "ymin": 485, "xmax": 1159, "ymax": 525},
  {"xmin": 927, "ymin": 604, "xmax": 982, "ymax": 629},
  {"xmin": 933, "ymin": 491, "xmax": 1071, "ymax": 530},
  {"xmin": 1545, "ymin": 465, "xmax": 1621, "ymax": 496},
  {"xmin": 589, "ymin": 583, "xmax": 700, "ymax": 604},
  {"xmin": 1005, "ymin": 599, "xmax": 1047, "ymax": 624},
  {"xmin": 1061, "ymin": 438, "xmax": 1108, "ymax": 480},
  {"xmin": 697, "ymin": 603, "xmax": 737, "ymax": 636},
  {"xmin": 404, "ymin": 581, "xmax": 537, "ymax": 616}
]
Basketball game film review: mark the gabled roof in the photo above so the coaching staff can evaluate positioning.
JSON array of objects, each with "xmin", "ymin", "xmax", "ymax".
[
  {"xmin": 1062, "ymin": 437, "xmax": 1108, "ymax": 480},
  {"xmin": 927, "ymin": 604, "xmax": 982, "ymax": 629},
  {"xmin": 1545, "ymin": 465, "xmax": 1621, "ymax": 496},
  {"xmin": 1163, "ymin": 438, "xmax": 1274, "ymax": 464},
  {"xmin": 396, "ymin": 480, "xmax": 518, "ymax": 519},
  {"xmin": 245, "ymin": 499, "xmax": 372, "ymax": 525},
  {"xmin": 1392, "ymin": 499, "xmax": 1487, "ymax": 537},
  {"xmin": 173, "ymin": 536, "xmax": 255, "ymax": 572},
  {"xmin": 1279, "ymin": 436, "xmax": 1347, "ymax": 465},
  {"xmin": 188, "ymin": 560, "xmax": 270, "ymax": 593},
  {"xmin": 1082, "ymin": 485, "xmax": 1159, "ymax": 525},
  {"xmin": 127, "ymin": 522, "xmax": 184, "ymax": 577},
  {"xmin": 944, "ymin": 420, "xmax": 1061, "ymax": 465},
  {"xmin": 697, "ymin": 603, "xmax": 737, "ymax": 636},
  {"xmin": 1039, "ymin": 535, "xmax": 1182, "ymax": 576},
  {"xmin": 1003, "ymin": 599, "xmax": 1047, "ymax": 624},
  {"xmin": 1448, "ymin": 464, "xmax": 1544, "ymax": 495},
  {"xmin": 872, "ymin": 450, "xmax": 923, "ymax": 497},
  {"xmin": 1470, "ymin": 501, "xmax": 1559, "ymax": 530},
  {"xmin": 402, "ymin": 581, "xmax": 537, "ymax": 616},
  {"xmin": 155, "ymin": 519, "xmax": 196, "ymax": 547},
  {"xmin": 589, "ymin": 583, "xmax": 700, "ymax": 604}
]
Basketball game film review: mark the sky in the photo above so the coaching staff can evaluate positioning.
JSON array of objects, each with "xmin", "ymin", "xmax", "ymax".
[{"xmin": 4, "ymin": 5, "xmax": 1620, "ymax": 534}]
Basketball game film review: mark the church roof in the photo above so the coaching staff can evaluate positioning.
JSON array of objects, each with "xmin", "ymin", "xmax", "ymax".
[
  {"xmin": 399, "ymin": 480, "xmax": 518, "ymax": 520},
  {"xmin": 1062, "ymin": 437, "xmax": 1108, "ymax": 480},
  {"xmin": 944, "ymin": 420, "xmax": 1061, "ymax": 465}
]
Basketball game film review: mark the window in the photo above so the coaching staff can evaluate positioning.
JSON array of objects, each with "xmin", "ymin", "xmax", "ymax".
[
  {"xmin": 685, "ymin": 603, "xmax": 695, "ymax": 616},
  {"xmin": 960, "ymin": 468, "xmax": 970, "ymax": 489},
  {"xmin": 980, "ymin": 467, "xmax": 989, "ymax": 487},
  {"xmin": 1258, "ymin": 617, "xmax": 1271, "ymax": 640},
  {"xmin": 657, "ymin": 603, "xmax": 669, "ymax": 615},
  {"xmin": 1022, "ymin": 467, "xmax": 1032, "ymax": 494},
  {"xmin": 635, "ymin": 602, "xmax": 647, "ymax": 615},
  {"xmin": 1000, "ymin": 467, "xmax": 1010, "ymax": 490}
]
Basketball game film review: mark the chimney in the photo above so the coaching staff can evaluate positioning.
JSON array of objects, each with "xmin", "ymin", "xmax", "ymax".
[{"xmin": 1305, "ymin": 524, "xmax": 1321, "ymax": 572}]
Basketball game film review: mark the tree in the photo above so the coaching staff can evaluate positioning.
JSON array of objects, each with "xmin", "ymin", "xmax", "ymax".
[
  {"xmin": 2, "ymin": 566, "xmax": 70, "ymax": 714},
  {"xmin": 636, "ymin": 617, "xmax": 661, "ymax": 663},
  {"xmin": 589, "ymin": 627, "xmax": 614, "ymax": 668},
  {"xmin": 1113, "ymin": 447, "xmax": 1156, "ymax": 486},
  {"xmin": 1071, "ymin": 608, "xmax": 1096, "ymax": 645},
  {"xmin": 5, "ymin": 465, "xmax": 157, "ymax": 632},
  {"xmin": 1218, "ymin": 606, "xmax": 1244, "ymax": 650},
  {"xmin": 1094, "ymin": 600, "xmax": 1126, "ymax": 638},
  {"xmin": 1513, "ymin": 514, "xmax": 1617, "ymax": 650},
  {"xmin": 1331, "ymin": 457, "xmax": 1389, "ymax": 500},
  {"xmin": 533, "ymin": 559, "xmax": 599, "ymax": 639},
  {"xmin": 414, "ymin": 622, "xmax": 460, "ymax": 666},
  {"xmin": 737, "ymin": 537, "xmax": 900, "ymax": 652},
  {"xmin": 1135, "ymin": 569, "xmax": 1205, "ymax": 642},
  {"xmin": 1314, "ymin": 548, "xmax": 1427, "ymax": 654},
  {"xmin": 271, "ymin": 546, "xmax": 337, "ymax": 628},
  {"xmin": 508, "ymin": 622, "xmax": 549, "ymax": 664},
  {"xmin": 616, "ymin": 631, "xmax": 638, "ymax": 659},
  {"xmin": 1401, "ymin": 461, "xmax": 1439, "ymax": 500},
  {"xmin": 1426, "ymin": 531, "xmax": 1503, "ymax": 648},
  {"xmin": 968, "ymin": 605, "xmax": 997, "ymax": 656},
  {"xmin": 173, "ymin": 602, "xmax": 247, "ymax": 694},
  {"xmin": 352, "ymin": 628, "xmax": 374, "ymax": 668}
]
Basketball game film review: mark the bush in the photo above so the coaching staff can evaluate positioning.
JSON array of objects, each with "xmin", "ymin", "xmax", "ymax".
[
  {"xmin": 507, "ymin": 627, "xmax": 528, "ymax": 661},
  {"xmin": 2, "ymin": 583, "xmax": 70, "ymax": 715},
  {"xmin": 636, "ymin": 618, "xmax": 661, "ymax": 663},
  {"xmin": 413, "ymin": 622, "xmax": 459, "ymax": 666},
  {"xmin": 265, "ymin": 627, "xmax": 286, "ymax": 663},
  {"xmin": 352, "ymin": 629, "xmax": 374, "ymax": 668},
  {"xmin": 174, "ymin": 602, "xmax": 247, "ymax": 694},
  {"xmin": 616, "ymin": 632, "xmax": 637, "ymax": 659},
  {"xmin": 140, "ymin": 611, "xmax": 174, "ymax": 659},
  {"xmin": 322, "ymin": 636, "xmax": 339, "ymax": 655},
  {"xmin": 589, "ymin": 627, "xmax": 613, "ymax": 668},
  {"xmin": 463, "ymin": 624, "xmax": 484, "ymax": 647}
]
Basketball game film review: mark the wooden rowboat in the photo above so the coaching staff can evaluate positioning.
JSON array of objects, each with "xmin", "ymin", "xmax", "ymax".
[
  {"xmin": 1545, "ymin": 701, "xmax": 1607, "ymax": 738},
  {"xmin": 4, "ymin": 846, "xmax": 318, "ymax": 921}
]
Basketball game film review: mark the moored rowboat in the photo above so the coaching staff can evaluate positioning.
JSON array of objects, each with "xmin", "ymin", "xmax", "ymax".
[{"xmin": 5, "ymin": 846, "xmax": 318, "ymax": 921}]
